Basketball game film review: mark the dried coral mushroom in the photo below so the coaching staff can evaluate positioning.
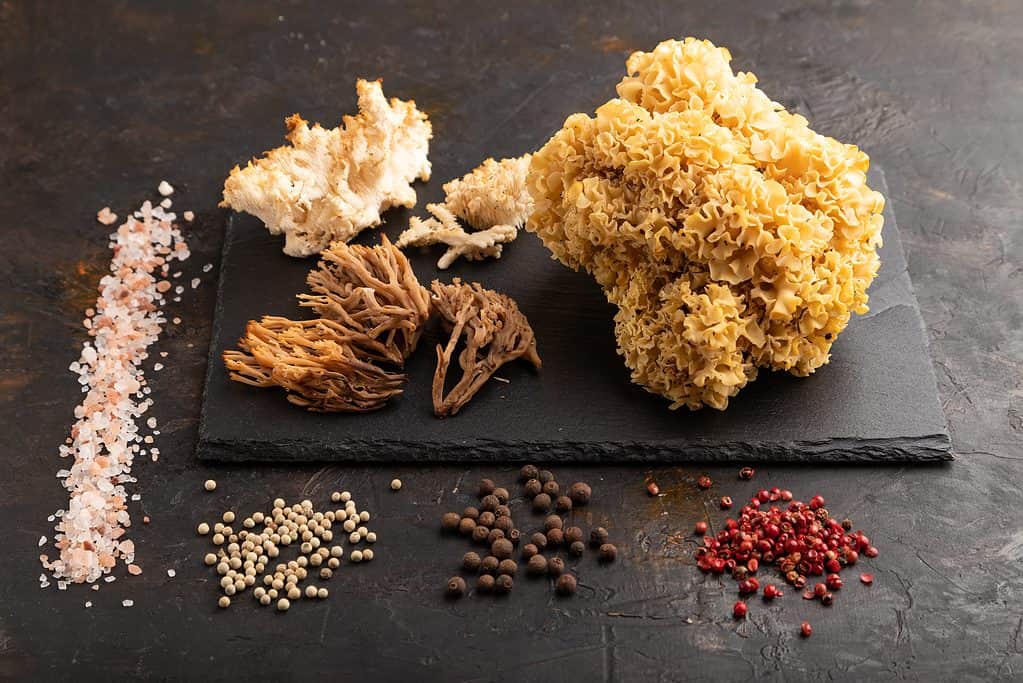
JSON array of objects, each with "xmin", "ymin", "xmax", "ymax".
[
  {"xmin": 527, "ymin": 37, "xmax": 884, "ymax": 410},
  {"xmin": 224, "ymin": 316, "xmax": 406, "ymax": 412},
  {"xmin": 224, "ymin": 236, "xmax": 429, "ymax": 412},
  {"xmin": 431, "ymin": 279, "xmax": 541, "ymax": 417},
  {"xmin": 300, "ymin": 236, "xmax": 431, "ymax": 364},
  {"xmin": 221, "ymin": 79, "xmax": 431, "ymax": 257}
]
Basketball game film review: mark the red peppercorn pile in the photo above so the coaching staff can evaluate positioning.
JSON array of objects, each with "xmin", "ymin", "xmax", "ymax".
[{"xmin": 695, "ymin": 490, "xmax": 879, "ymax": 624}]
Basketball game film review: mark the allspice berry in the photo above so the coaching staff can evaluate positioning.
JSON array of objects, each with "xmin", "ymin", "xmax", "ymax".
[
  {"xmin": 493, "ymin": 487, "xmax": 510, "ymax": 504},
  {"xmin": 532, "ymin": 493, "xmax": 552, "ymax": 512},
  {"xmin": 527, "ymin": 554, "xmax": 548, "ymax": 576},
  {"xmin": 523, "ymin": 479, "xmax": 542, "ymax": 498},
  {"xmin": 478, "ymin": 511, "xmax": 496, "ymax": 527},
  {"xmin": 546, "ymin": 528, "xmax": 565, "ymax": 547},
  {"xmin": 477, "ymin": 574, "xmax": 495, "ymax": 592},
  {"xmin": 495, "ymin": 505, "xmax": 511, "ymax": 518},
  {"xmin": 548, "ymin": 557, "xmax": 566, "ymax": 577},
  {"xmin": 487, "ymin": 528, "xmax": 505, "ymax": 545},
  {"xmin": 555, "ymin": 496, "xmax": 573, "ymax": 512},
  {"xmin": 492, "ymin": 538, "xmax": 514, "ymax": 560},
  {"xmin": 459, "ymin": 517, "xmax": 477, "ymax": 536},
  {"xmin": 494, "ymin": 516, "xmax": 514, "ymax": 533},
  {"xmin": 480, "ymin": 494, "xmax": 500, "ymax": 512},
  {"xmin": 462, "ymin": 507, "xmax": 480, "ymax": 520},
  {"xmin": 599, "ymin": 543, "xmax": 618, "ymax": 562},
  {"xmin": 495, "ymin": 574, "xmax": 514, "ymax": 594},
  {"xmin": 531, "ymin": 532, "xmax": 548, "ymax": 550},
  {"xmin": 522, "ymin": 543, "xmax": 539, "ymax": 559},
  {"xmin": 447, "ymin": 576, "xmax": 467, "ymax": 597},
  {"xmin": 568, "ymin": 482, "xmax": 592, "ymax": 505},
  {"xmin": 556, "ymin": 574, "xmax": 577, "ymax": 595},
  {"xmin": 544, "ymin": 515, "xmax": 564, "ymax": 531},
  {"xmin": 519, "ymin": 464, "xmax": 539, "ymax": 481},
  {"xmin": 463, "ymin": 551, "xmax": 482, "ymax": 572},
  {"xmin": 481, "ymin": 555, "xmax": 499, "ymax": 574},
  {"xmin": 538, "ymin": 470, "xmax": 555, "ymax": 484},
  {"xmin": 497, "ymin": 559, "xmax": 518, "ymax": 577},
  {"xmin": 569, "ymin": 541, "xmax": 585, "ymax": 557},
  {"xmin": 564, "ymin": 526, "xmax": 584, "ymax": 544},
  {"xmin": 441, "ymin": 512, "xmax": 461, "ymax": 531},
  {"xmin": 542, "ymin": 481, "xmax": 560, "ymax": 497},
  {"xmin": 479, "ymin": 479, "xmax": 496, "ymax": 497},
  {"xmin": 589, "ymin": 526, "xmax": 609, "ymax": 547},
  {"xmin": 472, "ymin": 525, "xmax": 490, "ymax": 544}
]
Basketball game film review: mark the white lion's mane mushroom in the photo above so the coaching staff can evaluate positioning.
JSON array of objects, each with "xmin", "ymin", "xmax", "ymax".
[
  {"xmin": 395, "ymin": 155, "xmax": 531, "ymax": 269},
  {"xmin": 221, "ymin": 79, "xmax": 432, "ymax": 257}
]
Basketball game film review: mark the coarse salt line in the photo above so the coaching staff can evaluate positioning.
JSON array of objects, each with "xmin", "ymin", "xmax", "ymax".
[{"xmin": 41, "ymin": 200, "xmax": 190, "ymax": 587}]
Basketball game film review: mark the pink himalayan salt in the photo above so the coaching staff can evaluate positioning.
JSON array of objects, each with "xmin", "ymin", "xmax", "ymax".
[{"xmin": 42, "ymin": 200, "xmax": 189, "ymax": 585}]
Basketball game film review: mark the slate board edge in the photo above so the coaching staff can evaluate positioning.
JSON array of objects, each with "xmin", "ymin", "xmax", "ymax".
[
  {"xmin": 197, "ymin": 207, "xmax": 235, "ymax": 458},
  {"xmin": 198, "ymin": 433, "xmax": 952, "ymax": 463}
]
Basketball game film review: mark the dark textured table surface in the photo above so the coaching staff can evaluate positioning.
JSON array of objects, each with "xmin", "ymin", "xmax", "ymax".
[{"xmin": 2, "ymin": 1, "xmax": 1021, "ymax": 681}]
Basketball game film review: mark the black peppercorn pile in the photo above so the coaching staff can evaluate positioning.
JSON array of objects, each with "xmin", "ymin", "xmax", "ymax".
[{"xmin": 441, "ymin": 465, "xmax": 617, "ymax": 599}]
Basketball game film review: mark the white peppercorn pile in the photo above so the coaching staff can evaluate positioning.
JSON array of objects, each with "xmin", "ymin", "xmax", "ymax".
[
  {"xmin": 197, "ymin": 488, "xmax": 379, "ymax": 612},
  {"xmin": 440, "ymin": 466, "xmax": 618, "ymax": 600}
]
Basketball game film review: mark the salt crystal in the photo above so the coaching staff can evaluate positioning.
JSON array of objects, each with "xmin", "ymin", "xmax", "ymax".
[
  {"xmin": 147, "ymin": 417, "xmax": 157, "ymax": 429},
  {"xmin": 191, "ymin": 278, "xmax": 200, "ymax": 289},
  {"xmin": 172, "ymin": 296, "xmax": 181, "ymax": 302},
  {"xmin": 167, "ymin": 569, "xmax": 176, "ymax": 578},
  {"xmin": 153, "ymin": 363, "xmax": 163, "ymax": 371},
  {"xmin": 183, "ymin": 211, "xmax": 194, "ymax": 222},
  {"xmin": 122, "ymin": 599, "xmax": 134, "ymax": 607},
  {"xmin": 160, "ymin": 198, "xmax": 172, "ymax": 209},
  {"xmin": 173, "ymin": 317, "xmax": 181, "ymax": 325},
  {"xmin": 202, "ymin": 263, "xmax": 213, "ymax": 273},
  {"xmin": 104, "ymin": 576, "xmax": 116, "ymax": 583},
  {"xmin": 160, "ymin": 352, "xmax": 168, "ymax": 358},
  {"xmin": 130, "ymin": 494, "xmax": 141, "ymax": 501},
  {"xmin": 58, "ymin": 581, "xmax": 67, "ymax": 590},
  {"xmin": 96, "ymin": 207, "xmax": 118, "ymax": 225},
  {"xmin": 174, "ymin": 285, "xmax": 184, "ymax": 295},
  {"xmin": 173, "ymin": 271, "xmax": 182, "ymax": 278},
  {"xmin": 158, "ymin": 181, "xmax": 174, "ymax": 196},
  {"xmin": 85, "ymin": 601, "xmax": 92, "ymax": 608},
  {"xmin": 92, "ymin": 584, "xmax": 99, "ymax": 591},
  {"xmin": 38, "ymin": 536, "xmax": 47, "ymax": 547}
]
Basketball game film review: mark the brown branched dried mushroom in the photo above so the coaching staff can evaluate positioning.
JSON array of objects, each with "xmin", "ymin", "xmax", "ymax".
[
  {"xmin": 224, "ymin": 236, "xmax": 429, "ymax": 412},
  {"xmin": 223, "ymin": 316, "xmax": 406, "ymax": 412},
  {"xmin": 430, "ymin": 279, "xmax": 541, "ymax": 417},
  {"xmin": 299, "ymin": 236, "xmax": 431, "ymax": 364}
]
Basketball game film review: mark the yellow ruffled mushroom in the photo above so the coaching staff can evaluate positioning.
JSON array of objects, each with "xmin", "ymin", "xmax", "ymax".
[{"xmin": 527, "ymin": 37, "xmax": 884, "ymax": 410}]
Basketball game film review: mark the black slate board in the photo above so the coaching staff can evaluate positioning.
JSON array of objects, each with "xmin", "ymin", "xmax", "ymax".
[{"xmin": 198, "ymin": 167, "xmax": 951, "ymax": 462}]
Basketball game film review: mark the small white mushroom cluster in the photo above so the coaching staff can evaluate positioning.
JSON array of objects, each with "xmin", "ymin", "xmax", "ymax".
[{"xmin": 198, "ymin": 490, "xmax": 378, "ymax": 612}]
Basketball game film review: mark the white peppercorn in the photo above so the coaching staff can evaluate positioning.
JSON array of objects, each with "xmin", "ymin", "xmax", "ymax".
[
  {"xmin": 305, "ymin": 585, "xmax": 318, "ymax": 599},
  {"xmin": 366, "ymin": 532, "xmax": 377, "ymax": 543},
  {"xmin": 317, "ymin": 588, "xmax": 328, "ymax": 599},
  {"xmin": 362, "ymin": 549, "xmax": 374, "ymax": 561},
  {"xmin": 350, "ymin": 550, "xmax": 363, "ymax": 563},
  {"xmin": 390, "ymin": 478, "xmax": 402, "ymax": 491},
  {"xmin": 218, "ymin": 596, "xmax": 230, "ymax": 608},
  {"xmin": 204, "ymin": 553, "xmax": 218, "ymax": 566},
  {"xmin": 197, "ymin": 522, "xmax": 210, "ymax": 536},
  {"xmin": 349, "ymin": 531, "xmax": 360, "ymax": 544},
  {"xmin": 276, "ymin": 598, "xmax": 290, "ymax": 611},
  {"xmin": 204, "ymin": 480, "xmax": 217, "ymax": 492}
]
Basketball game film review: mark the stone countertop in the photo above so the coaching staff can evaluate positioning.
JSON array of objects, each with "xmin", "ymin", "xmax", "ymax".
[{"xmin": 1, "ymin": 1, "xmax": 1020, "ymax": 680}]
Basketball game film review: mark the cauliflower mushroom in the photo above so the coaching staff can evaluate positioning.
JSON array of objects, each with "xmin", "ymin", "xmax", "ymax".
[{"xmin": 526, "ymin": 37, "xmax": 884, "ymax": 410}]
